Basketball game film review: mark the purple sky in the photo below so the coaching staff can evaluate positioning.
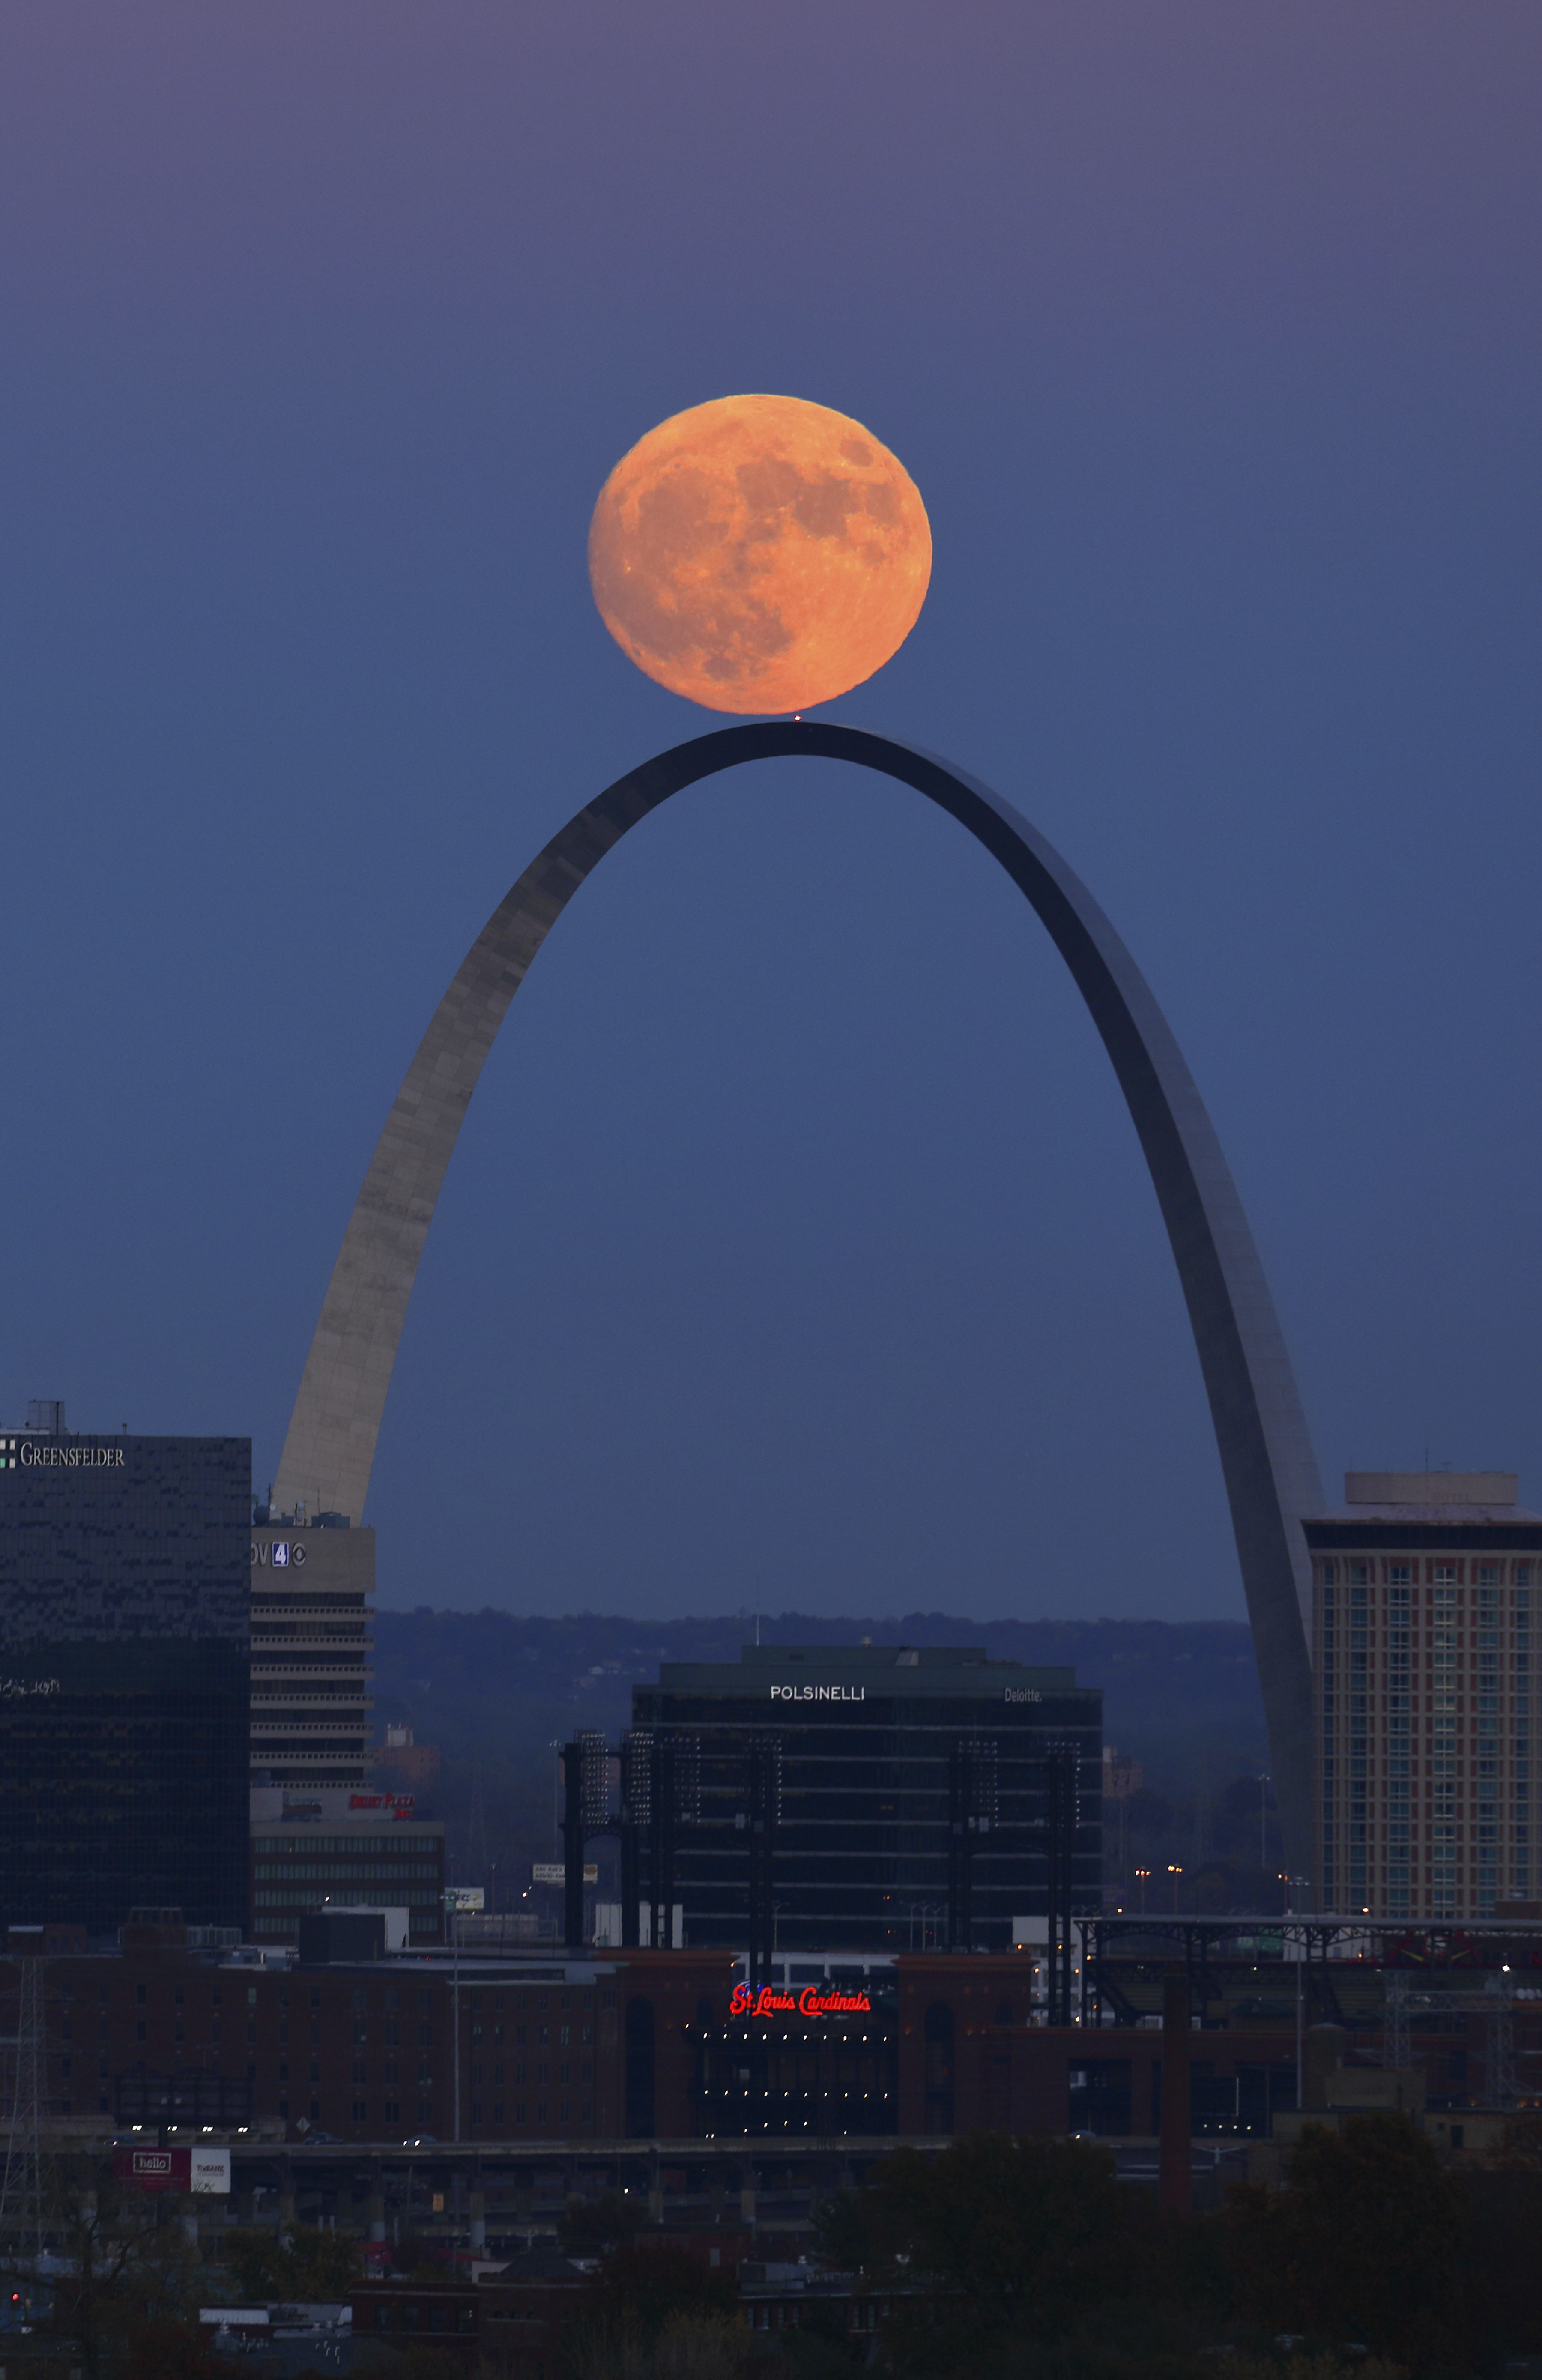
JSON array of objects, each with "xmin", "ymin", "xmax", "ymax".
[{"xmin": 2, "ymin": 2, "xmax": 1539, "ymax": 1620}]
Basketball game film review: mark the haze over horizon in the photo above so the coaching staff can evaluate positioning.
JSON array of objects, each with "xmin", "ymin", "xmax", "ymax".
[{"xmin": 2, "ymin": 3, "xmax": 1538, "ymax": 1624}]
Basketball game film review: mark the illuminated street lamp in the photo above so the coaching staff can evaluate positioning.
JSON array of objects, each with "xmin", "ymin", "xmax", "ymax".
[{"xmin": 1167, "ymin": 1863, "xmax": 1183, "ymax": 1914}]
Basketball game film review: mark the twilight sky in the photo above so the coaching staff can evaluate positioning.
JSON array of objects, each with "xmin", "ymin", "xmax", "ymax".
[{"xmin": 1, "ymin": 2, "xmax": 1538, "ymax": 1622}]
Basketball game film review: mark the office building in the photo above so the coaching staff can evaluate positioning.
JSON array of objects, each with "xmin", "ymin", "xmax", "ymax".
[
  {"xmin": 247, "ymin": 1814, "xmax": 445, "ymax": 1947},
  {"xmin": 372, "ymin": 1719, "xmax": 442, "ymax": 1791},
  {"xmin": 630, "ymin": 1642, "xmax": 1102, "ymax": 1953},
  {"xmin": 249, "ymin": 1516, "xmax": 374, "ymax": 1792},
  {"xmin": 1312, "ymin": 1471, "xmax": 1541, "ymax": 1919},
  {"xmin": 248, "ymin": 1513, "xmax": 441, "ymax": 1940},
  {"xmin": 0, "ymin": 1404, "xmax": 249, "ymax": 1937}
]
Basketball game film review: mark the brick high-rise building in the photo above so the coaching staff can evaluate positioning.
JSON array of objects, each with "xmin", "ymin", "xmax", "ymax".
[{"xmin": 1311, "ymin": 1472, "xmax": 1540, "ymax": 1920}]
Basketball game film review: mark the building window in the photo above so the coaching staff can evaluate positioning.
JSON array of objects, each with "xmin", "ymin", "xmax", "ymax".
[
  {"xmin": 385, "ymin": 2100, "xmax": 399, "ymax": 2125},
  {"xmin": 352, "ymin": 2101, "xmax": 367, "ymax": 2123}
]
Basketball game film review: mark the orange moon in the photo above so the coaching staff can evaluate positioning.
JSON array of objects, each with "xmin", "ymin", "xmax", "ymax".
[{"xmin": 588, "ymin": 394, "xmax": 932, "ymax": 714}]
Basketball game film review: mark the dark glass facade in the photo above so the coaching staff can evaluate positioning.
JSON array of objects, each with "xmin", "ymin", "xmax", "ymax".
[
  {"xmin": 0, "ymin": 1431, "xmax": 250, "ymax": 1936},
  {"xmin": 633, "ymin": 1644, "xmax": 1103, "ymax": 1952}
]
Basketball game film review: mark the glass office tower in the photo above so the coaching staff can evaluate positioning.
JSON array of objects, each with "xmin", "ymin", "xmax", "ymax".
[
  {"xmin": 0, "ymin": 1415, "xmax": 249, "ymax": 1937},
  {"xmin": 632, "ymin": 1642, "xmax": 1103, "ymax": 1952}
]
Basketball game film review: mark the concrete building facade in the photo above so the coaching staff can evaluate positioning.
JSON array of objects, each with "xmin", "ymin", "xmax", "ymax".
[
  {"xmin": 1310, "ymin": 1472, "xmax": 1541, "ymax": 1920},
  {"xmin": 249, "ymin": 1519, "xmax": 374, "ymax": 1793},
  {"xmin": 247, "ymin": 1817, "xmax": 445, "ymax": 1948}
]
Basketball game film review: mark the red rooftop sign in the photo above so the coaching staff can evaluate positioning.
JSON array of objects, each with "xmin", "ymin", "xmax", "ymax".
[{"xmin": 729, "ymin": 1983, "xmax": 871, "ymax": 2021}]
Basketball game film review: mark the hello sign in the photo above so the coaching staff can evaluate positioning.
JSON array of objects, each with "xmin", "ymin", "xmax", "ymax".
[{"xmin": 729, "ymin": 1983, "xmax": 872, "ymax": 2021}]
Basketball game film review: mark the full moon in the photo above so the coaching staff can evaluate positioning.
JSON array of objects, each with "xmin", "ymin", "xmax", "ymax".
[{"xmin": 588, "ymin": 394, "xmax": 932, "ymax": 714}]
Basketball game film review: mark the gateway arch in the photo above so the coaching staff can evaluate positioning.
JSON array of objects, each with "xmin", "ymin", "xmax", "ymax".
[{"xmin": 272, "ymin": 720, "xmax": 1321, "ymax": 1881}]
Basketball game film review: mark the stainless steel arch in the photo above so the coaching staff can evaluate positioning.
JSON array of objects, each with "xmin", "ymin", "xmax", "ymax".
[{"xmin": 273, "ymin": 720, "xmax": 1321, "ymax": 1880}]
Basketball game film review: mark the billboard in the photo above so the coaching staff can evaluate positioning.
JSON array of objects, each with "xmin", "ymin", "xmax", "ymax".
[{"xmin": 113, "ymin": 2144, "xmax": 231, "ymax": 2195}]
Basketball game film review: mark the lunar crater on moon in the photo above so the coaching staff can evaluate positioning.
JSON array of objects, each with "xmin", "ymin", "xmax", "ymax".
[{"xmin": 589, "ymin": 394, "xmax": 931, "ymax": 713}]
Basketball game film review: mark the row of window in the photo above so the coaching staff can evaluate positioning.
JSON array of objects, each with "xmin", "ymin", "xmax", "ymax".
[
  {"xmin": 1322, "ymin": 1677, "xmax": 1528, "ymax": 1695},
  {"xmin": 252, "ymin": 1863, "xmax": 441, "ymax": 1881},
  {"xmin": 1323, "ymin": 1847, "xmax": 1513, "ymax": 1866},
  {"xmin": 250, "ymin": 1626, "xmax": 368, "ymax": 1638},
  {"xmin": 251, "ymin": 1836, "xmax": 433, "ymax": 1854},
  {"xmin": 252, "ymin": 1914, "xmax": 437, "ymax": 1936},
  {"xmin": 252, "ymin": 1689, "xmax": 371, "ymax": 1700},
  {"xmin": 1322, "ymin": 1564, "xmax": 1533, "ymax": 1588},
  {"xmin": 252, "ymin": 1888, "xmax": 443, "ymax": 1907},
  {"xmin": 1322, "ymin": 1636, "xmax": 1528, "ymax": 1653},
  {"xmin": 1325, "ymin": 1832, "xmax": 1529, "ymax": 1849}
]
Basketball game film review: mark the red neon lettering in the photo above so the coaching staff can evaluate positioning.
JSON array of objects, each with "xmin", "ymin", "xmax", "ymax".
[{"xmin": 728, "ymin": 1983, "xmax": 872, "ymax": 2020}]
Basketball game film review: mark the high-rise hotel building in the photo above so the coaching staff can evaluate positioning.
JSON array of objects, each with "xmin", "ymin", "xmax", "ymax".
[{"xmin": 1311, "ymin": 1472, "xmax": 1540, "ymax": 1920}]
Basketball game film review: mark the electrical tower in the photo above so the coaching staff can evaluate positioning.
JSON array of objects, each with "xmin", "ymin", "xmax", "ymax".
[{"xmin": 0, "ymin": 1956, "xmax": 47, "ymax": 2261}]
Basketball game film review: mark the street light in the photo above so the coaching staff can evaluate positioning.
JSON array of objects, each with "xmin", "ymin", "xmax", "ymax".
[
  {"xmin": 1135, "ymin": 1868, "xmax": 1150, "ymax": 1916},
  {"xmin": 1258, "ymin": 1774, "xmax": 1271, "ymax": 1874},
  {"xmin": 1167, "ymin": 1864, "xmax": 1183, "ymax": 1914}
]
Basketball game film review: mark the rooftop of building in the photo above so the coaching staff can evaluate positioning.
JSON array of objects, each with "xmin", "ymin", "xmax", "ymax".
[
  {"xmin": 647, "ymin": 1643, "xmax": 1083, "ymax": 1691},
  {"xmin": 1307, "ymin": 1471, "xmax": 1542, "ymax": 1527}
]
